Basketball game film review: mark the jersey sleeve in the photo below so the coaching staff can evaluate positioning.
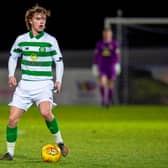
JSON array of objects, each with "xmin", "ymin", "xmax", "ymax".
[
  {"xmin": 10, "ymin": 36, "xmax": 22, "ymax": 59},
  {"xmin": 92, "ymin": 42, "xmax": 100, "ymax": 65},
  {"xmin": 8, "ymin": 36, "xmax": 22, "ymax": 76},
  {"xmin": 51, "ymin": 37, "xmax": 64, "ymax": 83},
  {"xmin": 51, "ymin": 38, "xmax": 63, "ymax": 62},
  {"xmin": 114, "ymin": 40, "xmax": 120, "ymax": 63}
]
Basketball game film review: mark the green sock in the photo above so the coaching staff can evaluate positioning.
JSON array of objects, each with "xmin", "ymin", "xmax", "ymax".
[
  {"xmin": 7, "ymin": 126, "xmax": 18, "ymax": 142},
  {"xmin": 45, "ymin": 117, "xmax": 59, "ymax": 134}
]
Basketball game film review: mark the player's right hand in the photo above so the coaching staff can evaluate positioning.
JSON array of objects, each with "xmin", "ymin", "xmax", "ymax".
[
  {"xmin": 54, "ymin": 81, "xmax": 62, "ymax": 94},
  {"xmin": 92, "ymin": 64, "xmax": 99, "ymax": 77},
  {"xmin": 8, "ymin": 76, "xmax": 17, "ymax": 88}
]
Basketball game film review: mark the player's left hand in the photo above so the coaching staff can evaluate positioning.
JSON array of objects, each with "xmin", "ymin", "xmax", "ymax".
[
  {"xmin": 115, "ymin": 63, "xmax": 121, "ymax": 75},
  {"xmin": 8, "ymin": 76, "xmax": 17, "ymax": 88},
  {"xmin": 54, "ymin": 81, "xmax": 62, "ymax": 94}
]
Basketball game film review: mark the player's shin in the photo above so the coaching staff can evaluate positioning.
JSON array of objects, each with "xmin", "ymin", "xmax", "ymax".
[
  {"xmin": 100, "ymin": 86, "xmax": 105, "ymax": 105},
  {"xmin": 6, "ymin": 126, "xmax": 18, "ymax": 156},
  {"xmin": 45, "ymin": 117, "xmax": 63, "ymax": 144},
  {"xmin": 108, "ymin": 88, "xmax": 113, "ymax": 104}
]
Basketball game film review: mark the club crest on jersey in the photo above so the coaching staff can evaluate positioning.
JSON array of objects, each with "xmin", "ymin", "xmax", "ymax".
[
  {"xmin": 30, "ymin": 53, "xmax": 38, "ymax": 61},
  {"xmin": 39, "ymin": 47, "xmax": 46, "ymax": 52},
  {"xmin": 102, "ymin": 48, "xmax": 111, "ymax": 56}
]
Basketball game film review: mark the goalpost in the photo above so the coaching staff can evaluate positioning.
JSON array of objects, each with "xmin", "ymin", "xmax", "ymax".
[{"xmin": 104, "ymin": 11, "xmax": 168, "ymax": 104}]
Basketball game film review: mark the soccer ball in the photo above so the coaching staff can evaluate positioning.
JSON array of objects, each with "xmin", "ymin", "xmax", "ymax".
[{"xmin": 41, "ymin": 144, "xmax": 62, "ymax": 162}]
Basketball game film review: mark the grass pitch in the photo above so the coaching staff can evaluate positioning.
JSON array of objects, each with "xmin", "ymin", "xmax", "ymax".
[{"xmin": 0, "ymin": 105, "xmax": 168, "ymax": 168}]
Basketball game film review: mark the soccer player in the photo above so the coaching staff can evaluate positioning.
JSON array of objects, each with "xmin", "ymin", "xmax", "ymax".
[
  {"xmin": 0, "ymin": 5, "xmax": 69, "ymax": 160},
  {"xmin": 92, "ymin": 28, "xmax": 120, "ymax": 107}
]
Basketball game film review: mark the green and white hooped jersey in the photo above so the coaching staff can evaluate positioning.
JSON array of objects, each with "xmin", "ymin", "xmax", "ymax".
[{"xmin": 10, "ymin": 31, "xmax": 63, "ymax": 81}]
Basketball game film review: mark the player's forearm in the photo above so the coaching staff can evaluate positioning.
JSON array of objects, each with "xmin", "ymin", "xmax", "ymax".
[
  {"xmin": 8, "ymin": 56, "xmax": 18, "ymax": 77},
  {"xmin": 55, "ymin": 61, "xmax": 64, "ymax": 83},
  {"xmin": 93, "ymin": 54, "xmax": 99, "ymax": 65},
  {"xmin": 116, "ymin": 48, "xmax": 120, "ymax": 63}
]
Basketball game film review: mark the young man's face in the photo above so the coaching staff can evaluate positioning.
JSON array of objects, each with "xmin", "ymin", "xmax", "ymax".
[
  {"xmin": 103, "ymin": 29, "xmax": 113, "ymax": 42},
  {"xmin": 30, "ymin": 12, "xmax": 46, "ymax": 33}
]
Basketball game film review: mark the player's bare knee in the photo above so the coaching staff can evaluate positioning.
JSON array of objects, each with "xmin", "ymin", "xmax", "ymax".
[
  {"xmin": 41, "ymin": 110, "xmax": 53, "ymax": 120},
  {"xmin": 8, "ymin": 116, "xmax": 18, "ymax": 127}
]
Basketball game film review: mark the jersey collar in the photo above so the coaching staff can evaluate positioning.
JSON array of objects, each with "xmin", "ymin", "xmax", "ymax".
[{"xmin": 29, "ymin": 31, "xmax": 44, "ymax": 39}]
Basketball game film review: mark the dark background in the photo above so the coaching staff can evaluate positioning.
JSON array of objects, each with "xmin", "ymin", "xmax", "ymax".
[
  {"xmin": 0, "ymin": 0, "xmax": 168, "ymax": 105},
  {"xmin": 0, "ymin": 0, "xmax": 168, "ymax": 50}
]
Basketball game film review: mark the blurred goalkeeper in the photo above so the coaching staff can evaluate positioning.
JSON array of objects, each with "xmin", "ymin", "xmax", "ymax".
[
  {"xmin": 92, "ymin": 28, "xmax": 120, "ymax": 107},
  {"xmin": 0, "ymin": 4, "xmax": 68, "ymax": 160}
]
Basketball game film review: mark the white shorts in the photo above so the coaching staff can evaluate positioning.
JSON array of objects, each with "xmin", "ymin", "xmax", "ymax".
[{"xmin": 8, "ymin": 80, "xmax": 56, "ymax": 111}]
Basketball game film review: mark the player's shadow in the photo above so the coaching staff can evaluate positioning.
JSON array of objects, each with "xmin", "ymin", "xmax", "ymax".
[
  {"xmin": 0, "ymin": 154, "xmax": 41, "ymax": 164},
  {"xmin": 0, "ymin": 154, "xmax": 71, "ymax": 165}
]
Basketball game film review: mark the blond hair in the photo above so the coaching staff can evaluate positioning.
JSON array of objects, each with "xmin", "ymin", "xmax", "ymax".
[{"xmin": 25, "ymin": 4, "xmax": 51, "ymax": 30}]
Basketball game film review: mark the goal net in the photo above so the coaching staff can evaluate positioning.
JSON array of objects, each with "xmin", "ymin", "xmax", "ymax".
[{"xmin": 104, "ymin": 17, "xmax": 168, "ymax": 104}]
